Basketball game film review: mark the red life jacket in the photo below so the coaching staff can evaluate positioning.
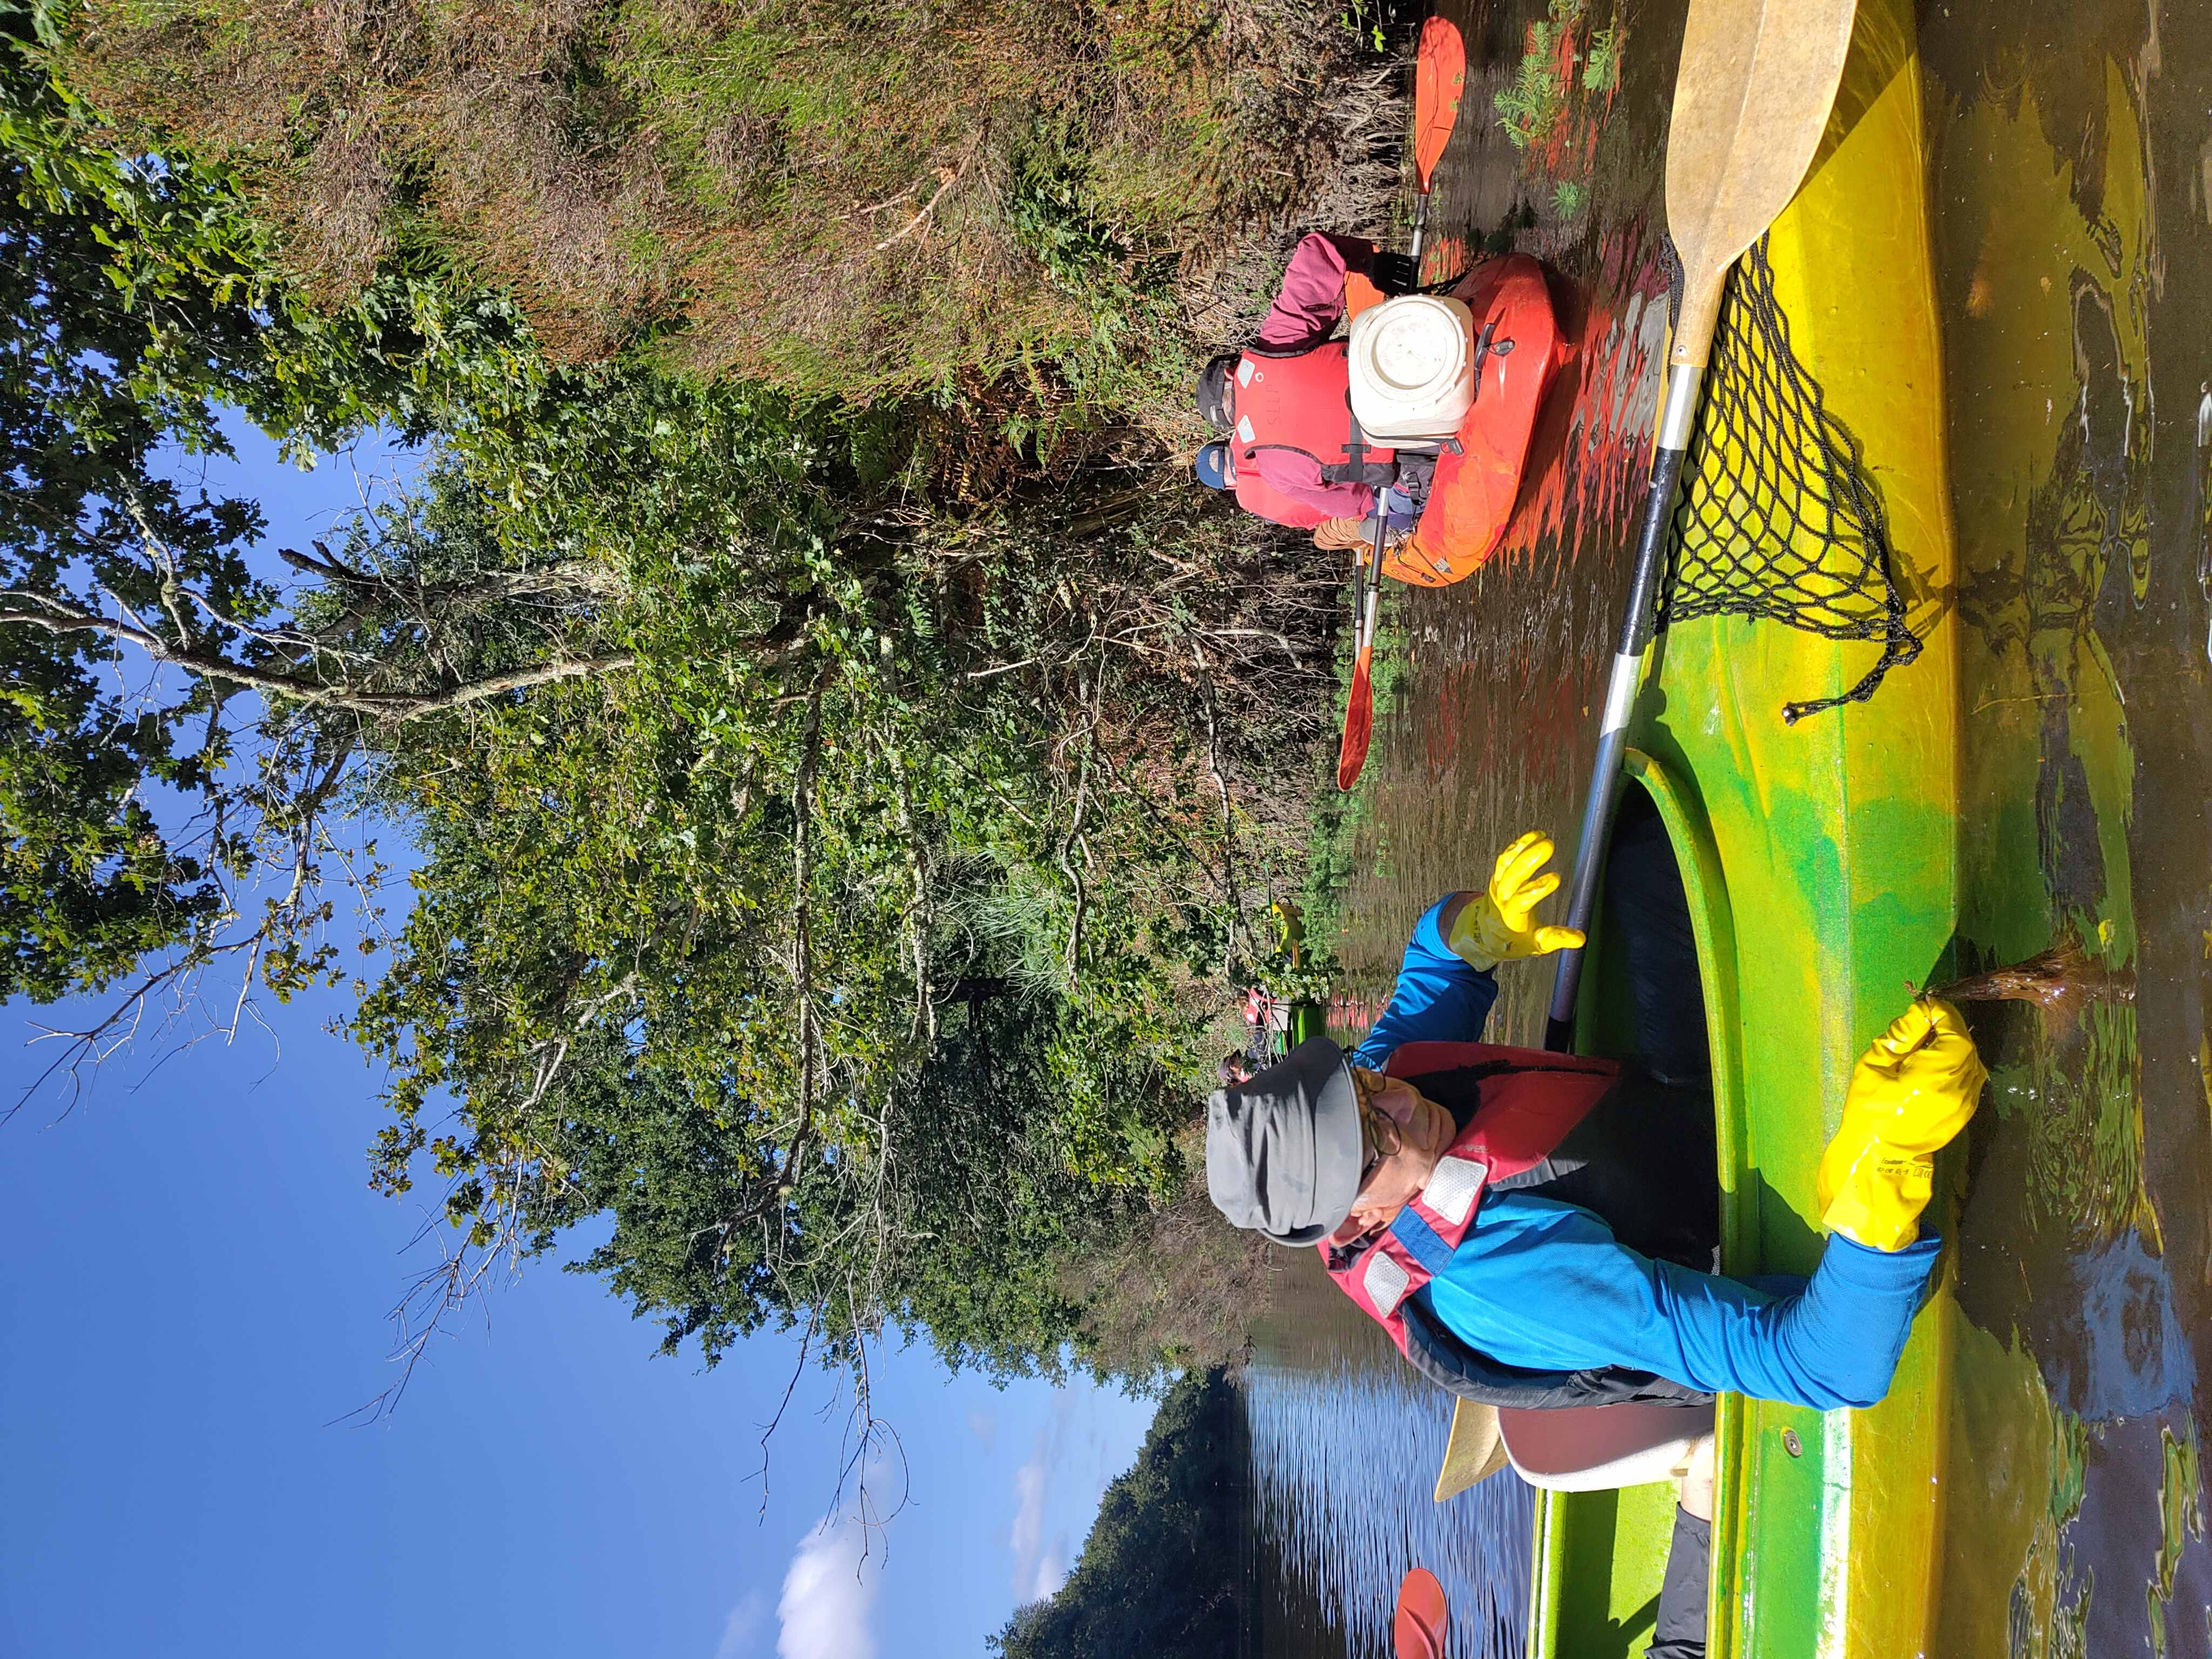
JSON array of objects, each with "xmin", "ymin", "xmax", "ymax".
[
  {"xmin": 1318, "ymin": 1041, "xmax": 1712, "ymax": 1410},
  {"xmin": 1231, "ymin": 342, "xmax": 1396, "ymax": 491}
]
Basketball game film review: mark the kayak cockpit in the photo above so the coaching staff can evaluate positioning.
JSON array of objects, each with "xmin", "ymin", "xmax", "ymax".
[{"xmin": 1518, "ymin": 752, "xmax": 1743, "ymax": 1659}]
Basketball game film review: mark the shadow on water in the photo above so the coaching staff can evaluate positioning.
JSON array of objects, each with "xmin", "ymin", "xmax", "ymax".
[{"xmin": 1256, "ymin": 0, "xmax": 2212, "ymax": 1655}]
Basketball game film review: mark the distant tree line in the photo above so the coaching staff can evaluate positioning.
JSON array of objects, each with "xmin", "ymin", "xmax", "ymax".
[{"xmin": 990, "ymin": 1368, "xmax": 1249, "ymax": 1659}]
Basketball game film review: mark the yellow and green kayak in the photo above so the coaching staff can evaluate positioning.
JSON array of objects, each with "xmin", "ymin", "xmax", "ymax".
[{"xmin": 1523, "ymin": 0, "xmax": 1963, "ymax": 1653}]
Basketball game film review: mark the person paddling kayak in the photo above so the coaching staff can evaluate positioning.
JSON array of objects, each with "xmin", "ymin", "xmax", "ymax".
[
  {"xmin": 1193, "ymin": 231, "xmax": 1435, "ymax": 546},
  {"xmin": 1205, "ymin": 799, "xmax": 1986, "ymax": 1657},
  {"xmin": 1205, "ymin": 800, "xmax": 1984, "ymax": 1408}
]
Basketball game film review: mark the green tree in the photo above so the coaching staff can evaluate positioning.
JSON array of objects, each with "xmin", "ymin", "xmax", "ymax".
[
  {"xmin": 342, "ymin": 420, "xmax": 1331, "ymax": 1386},
  {"xmin": 3, "ymin": 0, "xmax": 1342, "ymax": 1392},
  {"xmin": 2, "ymin": 9, "xmax": 283, "ymax": 1004},
  {"xmin": 990, "ymin": 1367, "xmax": 1247, "ymax": 1659},
  {"xmin": 1, "ymin": 1, "xmax": 588, "ymax": 1078}
]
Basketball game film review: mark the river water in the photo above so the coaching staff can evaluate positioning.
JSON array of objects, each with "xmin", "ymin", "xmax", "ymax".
[{"xmin": 1237, "ymin": 0, "xmax": 2212, "ymax": 1653}]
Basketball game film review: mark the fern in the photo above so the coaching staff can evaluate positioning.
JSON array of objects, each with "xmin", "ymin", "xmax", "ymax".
[{"xmin": 1584, "ymin": 24, "xmax": 1623, "ymax": 92}]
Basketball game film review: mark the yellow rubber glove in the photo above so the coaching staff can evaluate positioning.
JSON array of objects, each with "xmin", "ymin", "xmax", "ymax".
[
  {"xmin": 1447, "ymin": 831, "xmax": 1587, "ymax": 971},
  {"xmin": 1816, "ymin": 997, "xmax": 1988, "ymax": 1252}
]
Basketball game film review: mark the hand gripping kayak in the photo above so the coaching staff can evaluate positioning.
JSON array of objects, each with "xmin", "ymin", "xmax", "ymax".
[{"xmin": 1816, "ymin": 998, "xmax": 1989, "ymax": 1251}]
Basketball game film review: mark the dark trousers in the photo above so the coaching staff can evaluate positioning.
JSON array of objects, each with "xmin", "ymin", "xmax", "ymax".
[
  {"xmin": 1650, "ymin": 1508, "xmax": 1712, "ymax": 1659},
  {"xmin": 1489, "ymin": 788, "xmax": 1723, "ymax": 1273}
]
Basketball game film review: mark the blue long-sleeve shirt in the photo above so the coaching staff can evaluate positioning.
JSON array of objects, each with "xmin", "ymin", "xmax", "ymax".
[
  {"xmin": 1350, "ymin": 895, "xmax": 1498, "ymax": 1071},
  {"xmin": 1357, "ymin": 895, "xmax": 1940, "ymax": 1411}
]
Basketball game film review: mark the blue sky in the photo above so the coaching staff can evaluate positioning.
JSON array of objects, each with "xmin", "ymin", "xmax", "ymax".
[{"xmin": 0, "ymin": 422, "xmax": 1156, "ymax": 1659}]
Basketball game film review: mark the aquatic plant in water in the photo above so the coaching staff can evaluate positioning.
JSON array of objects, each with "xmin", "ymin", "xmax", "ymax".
[
  {"xmin": 1494, "ymin": 0, "xmax": 1584, "ymax": 149},
  {"xmin": 1493, "ymin": 58, "xmax": 1560, "ymax": 150},
  {"xmin": 1584, "ymin": 24, "xmax": 1623, "ymax": 91}
]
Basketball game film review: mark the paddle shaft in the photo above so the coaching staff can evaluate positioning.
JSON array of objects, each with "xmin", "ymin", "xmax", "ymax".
[
  {"xmin": 1543, "ymin": 361, "xmax": 1705, "ymax": 1050},
  {"xmin": 1360, "ymin": 510, "xmax": 1387, "ymax": 648},
  {"xmin": 1345, "ymin": 513, "xmax": 1377, "ymax": 662}
]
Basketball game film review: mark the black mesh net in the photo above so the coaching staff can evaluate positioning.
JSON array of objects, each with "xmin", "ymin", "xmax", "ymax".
[{"xmin": 1657, "ymin": 236, "xmax": 1923, "ymax": 724}]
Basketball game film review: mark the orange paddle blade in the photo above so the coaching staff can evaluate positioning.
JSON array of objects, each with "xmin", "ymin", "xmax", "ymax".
[
  {"xmin": 1336, "ymin": 643, "xmax": 1374, "ymax": 792},
  {"xmin": 1413, "ymin": 18, "xmax": 1467, "ymax": 188},
  {"xmin": 1393, "ymin": 1567, "xmax": 1449, "ymax": 1659}
]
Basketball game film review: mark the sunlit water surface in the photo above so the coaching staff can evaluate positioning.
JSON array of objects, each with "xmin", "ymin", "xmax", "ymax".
[{"xmin": 1239, "ymin": 1264, "xmax": 1535, "ymax": 1658}]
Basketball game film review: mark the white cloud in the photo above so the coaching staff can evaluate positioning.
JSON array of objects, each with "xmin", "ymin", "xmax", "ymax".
[
  {"xmin": 1031, "ymin": 1539, "xmax": 1070, "ymax": 1601},
  {"xmin": 1009, "ymin": 1449, "xmax": 1049, "ymax": 1600},
  {"xmin": 966, "ymin": 1408, "xmax": 997, "ymax": 1450},
  {"xmin": 714, "ymin": 1590, "xmax": 768, "ymax": 1659},
  {"xmin": 777, "ymin": 1516, "xmax": 879, "ymax": 1659},
  {"xmin": 1009, "ymin": 1424, "xmax": 1074, "ymax": 1603}
]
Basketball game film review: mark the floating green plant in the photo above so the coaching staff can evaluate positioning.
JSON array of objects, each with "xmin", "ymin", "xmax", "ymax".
[
  {"xmin": 1584, "ymin": 24, "xmax": 1623, "ymax": 92},
  {"xmin": 1495, "ymin": 0, "xmax": 1594, "ymax": 150},
  {"xmin": 1494, "ymin": 54, "xmax": 1563, "ymax": 150}
]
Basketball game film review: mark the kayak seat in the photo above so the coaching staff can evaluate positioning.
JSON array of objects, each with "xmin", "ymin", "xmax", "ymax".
[{"xmin": 1495, "ymin": 1400, "xmax": 1714, "ymax": 1493}]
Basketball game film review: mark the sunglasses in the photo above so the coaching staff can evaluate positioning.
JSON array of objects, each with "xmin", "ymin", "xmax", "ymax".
[{"xmin": 1353, "ymin": 1069, "xmax": 1405, "ymax": 1185}]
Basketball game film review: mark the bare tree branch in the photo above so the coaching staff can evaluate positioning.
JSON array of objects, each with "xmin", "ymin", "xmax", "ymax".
[
  {"xmin": 0, "ymin": 591, "xmax": 634, "ymax": 718},
  {"xmin": 713, "ymin": 665, "xmax": 832, "ymax": 1247}
]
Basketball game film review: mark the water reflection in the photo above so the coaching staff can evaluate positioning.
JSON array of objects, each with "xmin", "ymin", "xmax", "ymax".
[
  {"xmin": 1927, "ymin": 0, "xmax": 2212, "ymax": 1644},
  {"xmin": 1243, "ymin": 1263, "xmax": 1535, "ymax": 1659}
]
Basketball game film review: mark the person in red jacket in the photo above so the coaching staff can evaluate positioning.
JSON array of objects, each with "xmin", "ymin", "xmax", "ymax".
[{"xmin": 1193, "ymin": 232, "xmax": 1432, "ymax": 542}]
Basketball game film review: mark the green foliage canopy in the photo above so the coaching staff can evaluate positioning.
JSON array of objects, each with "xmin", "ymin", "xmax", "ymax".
[{"xmin": 3, "ymin": 1, "xmax": 1343, "ymax": 1384}]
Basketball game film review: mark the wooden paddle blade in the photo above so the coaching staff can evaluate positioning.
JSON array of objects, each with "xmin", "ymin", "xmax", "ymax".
[
  {"xmin": 1337, "ymin": 644, "xmax": 1374, "ymax": 791},
  {"xmin": 1434, "ymin": 1398, "xmax": 1509, "ymax": 1501},
  {"xmin": 1663, "ymin": 0, "xmax": 1858, "ymax": 360},
  {"xmin": 1412, "ymin": 18, "xmax": 1467, "ymax": 188}
]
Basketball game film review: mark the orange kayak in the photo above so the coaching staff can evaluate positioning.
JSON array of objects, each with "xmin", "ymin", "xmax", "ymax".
[{"xmin": 1388, "ymin": 254, "xmax": 1563, "ymax": 588}]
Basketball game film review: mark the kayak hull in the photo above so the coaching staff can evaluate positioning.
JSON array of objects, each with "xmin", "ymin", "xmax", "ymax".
[
  {"xmin": 1391, "ymin": 253, "xmax": 1562, "ymax": 588},
  {"xmin": 1524, "ymin": 0, "xmax": 1960, "ymax": 1653}
]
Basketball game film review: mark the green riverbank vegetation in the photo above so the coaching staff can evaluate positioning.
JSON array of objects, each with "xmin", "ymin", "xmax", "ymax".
[
  {"xmin": 2, "ymin": 0, "xmax": 1397, "ymax": 1394},
  {"xmin": 59, "ymin": 0, "xmax": 1404, "ymax": 437},
  {"xmin": 990, "ymin": 1367, "xmax": 1246, "ymax": 1658}
]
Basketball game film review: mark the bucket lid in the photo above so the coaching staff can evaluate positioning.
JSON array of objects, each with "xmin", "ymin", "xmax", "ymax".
[{"xmin": 1352, "ymin": 294, "xmax": 1474, "ymax": 403}]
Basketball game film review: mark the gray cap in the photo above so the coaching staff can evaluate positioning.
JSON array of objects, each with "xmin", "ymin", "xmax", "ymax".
[{"xmin": 1205, "ymin": 1037, "xmax": 1364, "ymax": 1246}]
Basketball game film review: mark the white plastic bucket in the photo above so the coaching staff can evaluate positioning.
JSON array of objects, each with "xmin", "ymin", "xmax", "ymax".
[{"xmin": 1347, "ymin": 293, "xmax": 1478, "ymax": 442}]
